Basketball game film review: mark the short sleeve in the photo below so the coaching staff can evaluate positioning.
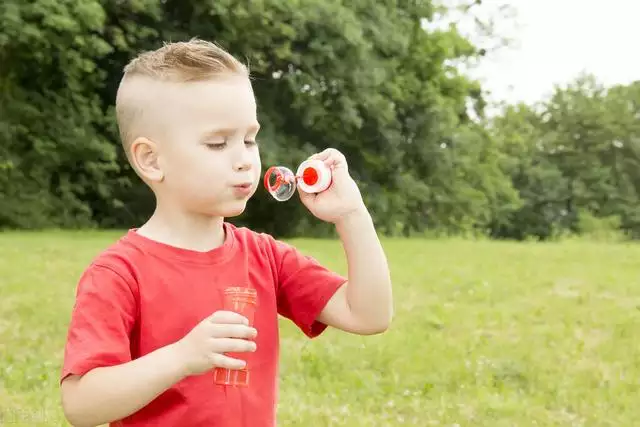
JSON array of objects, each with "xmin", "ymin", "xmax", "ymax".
[
  {"xmin": 60, "ymin": 264, "xmax": 138, "ymax": 383},
  {"xmin": 270, "ymin": 238, "xmax": 346, "ymax": 338}
]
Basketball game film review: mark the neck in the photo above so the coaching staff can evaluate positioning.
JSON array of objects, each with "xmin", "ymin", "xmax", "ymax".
[{"xmin": 136, "ymin": 202, "xmax": 226, "ymax": 252}]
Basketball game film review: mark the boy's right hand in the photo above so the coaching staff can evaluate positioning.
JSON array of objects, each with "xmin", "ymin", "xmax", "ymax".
[{"xmin": 173, "ymin": 311, "xmax": 257, "ymax": 376}]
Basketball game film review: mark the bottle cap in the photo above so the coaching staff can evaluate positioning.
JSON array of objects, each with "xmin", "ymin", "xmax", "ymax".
[
  {"xmin": 224, "ymin": 287, "xmax": 258, "ymax": 305},
  {"xmin": 296, "ymin": 159, "xmax": 332, "ymax": 194}
]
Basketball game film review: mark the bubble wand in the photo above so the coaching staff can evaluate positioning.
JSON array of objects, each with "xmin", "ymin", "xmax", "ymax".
[{"xmin": 263, "ymin": 159, "xmax": 332, "ymax": 201}]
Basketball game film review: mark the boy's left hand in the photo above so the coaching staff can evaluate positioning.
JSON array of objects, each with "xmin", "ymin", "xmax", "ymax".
[{"xmin": 298, "ymin": 148, "xmax": 366, "ymax": 224}]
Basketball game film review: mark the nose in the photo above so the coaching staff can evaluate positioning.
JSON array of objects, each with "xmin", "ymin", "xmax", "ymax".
[{"xmin": 233, "ymin": 146, "xmax": 254, "ymax": 172}]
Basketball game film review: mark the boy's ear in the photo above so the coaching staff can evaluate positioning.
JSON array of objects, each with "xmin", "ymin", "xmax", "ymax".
[{"xmin": 130, "ymin": 136, "xmax": 164, "ymax": 182}]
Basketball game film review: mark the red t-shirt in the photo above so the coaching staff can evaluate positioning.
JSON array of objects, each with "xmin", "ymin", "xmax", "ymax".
[{"xmin": 60, "ymin": 222, "xmax": 346, "ymax": 426}]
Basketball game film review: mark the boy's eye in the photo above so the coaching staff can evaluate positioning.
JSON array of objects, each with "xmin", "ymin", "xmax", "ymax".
[
  {"xmin": 245, "ymin": 140, "xmax": 258, "ymax": 146},
  {"xmin": 206, "ymin": 142, "xmax": 226, "ymax": 150}
]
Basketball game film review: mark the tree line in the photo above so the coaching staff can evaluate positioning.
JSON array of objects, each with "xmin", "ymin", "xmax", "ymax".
[{"xmin": 1, "ymin": 0, "xmax": 638, "ymax": 240}]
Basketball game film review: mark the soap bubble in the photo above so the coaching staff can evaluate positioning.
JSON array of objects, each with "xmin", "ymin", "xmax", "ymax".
[{"xmin": 263, "ymin": 166, "xmax": 297, "ymax": 201}]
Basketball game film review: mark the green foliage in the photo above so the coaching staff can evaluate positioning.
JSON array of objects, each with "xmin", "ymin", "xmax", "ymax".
[
  {"xmin": 574, "ymin": 210, "xmax": 625, "ymax": 242},
  {"xmin": 489, "ymin": 77, "xmax": 640, "ymax": 240},
  {"xmin": 0, "ymin": 1, "xmax": 638, "ymax": 240},
  {"xmin": 0, "ymin": 0, "xmax": 116, "ymax": 228}
]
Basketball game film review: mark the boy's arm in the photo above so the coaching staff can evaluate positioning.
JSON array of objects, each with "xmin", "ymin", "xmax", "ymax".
[
  {"xmin": 62, "ymin": 310, "xmax": 256, "ymax": 427},
  {"xmin": 61, "ymin": 343, "xmax": 185, "ymax": 427},
  {"xmin": 316, "ymin": 207, "xmax": 393, "ymax": 335},
  {"xmin": 61, "ymin": 263, "xmax": 256, "ymax": 427},
  {"xmin": 296, "ymin": 148, "xmax": 393, "ymax": 335}
]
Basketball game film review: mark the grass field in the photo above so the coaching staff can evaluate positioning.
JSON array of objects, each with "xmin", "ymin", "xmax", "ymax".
[{"xmin": 1, "ymin": 230, "xmax": 639, "ymax": 426}]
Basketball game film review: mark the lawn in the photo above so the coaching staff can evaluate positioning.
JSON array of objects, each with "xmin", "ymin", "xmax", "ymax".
[{"xmin": 1, "ymin": 230, "xmax": 639, "ymax": 426}]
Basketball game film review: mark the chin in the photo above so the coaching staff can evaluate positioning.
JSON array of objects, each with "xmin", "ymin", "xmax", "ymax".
[
  {"xmin": 217, "ymin": 201, "xmax": 249, "ymax": 218},
  {"xmin": 193, "ymin": 194, "xmax": 252, "ymax": 218},
  {"xmin": 222, "ymin": 208, "xmax": 246, "ymax": 218}
]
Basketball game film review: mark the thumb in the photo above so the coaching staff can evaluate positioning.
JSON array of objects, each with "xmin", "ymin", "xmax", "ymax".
[
  {"xmin": 329, "ymin": 163, "xmax": 350, "ymax": 181},
  {"xmin": 297, "ymin": 187, "xmax": 316, "ymax": 207}
]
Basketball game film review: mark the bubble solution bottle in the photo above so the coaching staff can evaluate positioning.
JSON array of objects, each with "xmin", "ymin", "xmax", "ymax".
[{"xmin": 213, "ymin": 287, "xmax": 258, "ymax": 387}]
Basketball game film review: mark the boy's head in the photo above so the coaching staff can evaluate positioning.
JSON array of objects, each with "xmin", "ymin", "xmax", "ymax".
[{"xmin": 115, "ymin": 38, "xmax": 261, "ymax": 218}]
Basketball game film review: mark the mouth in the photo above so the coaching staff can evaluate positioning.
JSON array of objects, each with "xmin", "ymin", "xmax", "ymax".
[
  {"xmin": 233, "ymin": 183, "xmax": 252, "ymax": 189},
  {"xmin": 232, "ymin": 182, "xmax": 254, "ymax": 196}
]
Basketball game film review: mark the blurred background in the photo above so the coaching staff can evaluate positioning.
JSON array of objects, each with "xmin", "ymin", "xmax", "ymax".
[
  {"xmin": 2, "ymin": 0, "xmax": 640, "ymax": 426},
  {"xmin": 2, "ymin": 0, "xmax": 638, "ymax": 240}
]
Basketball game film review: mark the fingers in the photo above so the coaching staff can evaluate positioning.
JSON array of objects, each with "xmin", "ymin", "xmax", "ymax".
[
  {"xmin": 308, "ymin": 149, "xmax": 327, "ymax": 161},
  {"xmin": 310, "ymin": 148, "xmax": 339, "ymax": 161},
  {"xmin": 210, "ymin": 353, "xmax": 249, "ymax": 370},
  {"xmin": 208, "ymin": 310, "xmax": 249, "ymax": 325},
  {"xmin": 297, "ymin": 185, "xmax": 317, "ymax": 201},
  {"xmin": 210, "ymin": 323, "xmax": 257, "ymax": 339},
  {"xmin": 309, "ymin": 148, "xmax": 347, "ymax": 170},
  {"xmin": 211, "ymin": 337, "xmax": 257, "ymax": 354}
]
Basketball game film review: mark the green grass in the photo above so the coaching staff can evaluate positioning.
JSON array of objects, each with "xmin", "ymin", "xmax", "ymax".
[{"xmin": 1, "ymin": 231, "xmax": 639, "ymax": 426}]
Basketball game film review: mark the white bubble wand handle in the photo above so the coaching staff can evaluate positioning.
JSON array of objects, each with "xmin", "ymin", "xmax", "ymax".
[{"xmin": 295, "ymin": 159, "xmax": 332, "ymax": 194}]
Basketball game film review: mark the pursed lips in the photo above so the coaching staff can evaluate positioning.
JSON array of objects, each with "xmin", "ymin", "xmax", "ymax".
[{"xmin": 233, "ymin": 182, "xmax": 252, "ymax": 188}]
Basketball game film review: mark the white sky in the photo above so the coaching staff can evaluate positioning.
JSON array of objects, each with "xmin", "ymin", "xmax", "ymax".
[{"xmin": 453, "ymin": 0, "xmax": 640, "ymax": 106}]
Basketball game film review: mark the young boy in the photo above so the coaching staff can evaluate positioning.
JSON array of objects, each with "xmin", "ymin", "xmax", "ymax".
[{"xmin": 60, "ymin": 38, "xmax": 392, "ymax": 427}]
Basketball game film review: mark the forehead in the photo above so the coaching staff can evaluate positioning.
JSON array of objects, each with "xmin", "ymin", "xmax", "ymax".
[
  {"xmin": 166, "ymin": 76, "xmax": 258, "ymax": 128},
  {"xmin": 117, "ymin": 75, "xmax": 259, "ymax": 144}
]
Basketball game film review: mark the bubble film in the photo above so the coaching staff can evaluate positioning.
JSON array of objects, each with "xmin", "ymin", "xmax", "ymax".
[{"xmin": 263, "ymin": 166, "xmax": 297, "ymax": 201}]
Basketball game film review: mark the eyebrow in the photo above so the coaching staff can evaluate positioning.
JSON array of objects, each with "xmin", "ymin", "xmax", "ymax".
[{"xmin": 200, "ymin": 123, "xmax": 261, "ymax": 140}]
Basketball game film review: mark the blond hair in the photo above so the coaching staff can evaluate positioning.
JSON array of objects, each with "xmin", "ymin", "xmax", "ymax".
[
  {"xmin": 115, "ymin": 38, "xmax": 248, "ymax": 157},
  {"xmin": 122, "ymin": 38, "xmax": 248, "ymax": 82}
]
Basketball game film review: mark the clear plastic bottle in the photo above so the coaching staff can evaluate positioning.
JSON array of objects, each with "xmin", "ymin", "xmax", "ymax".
[{"xmin": 213, "ymin": 287, "xmax": 258, "ymax": 387}]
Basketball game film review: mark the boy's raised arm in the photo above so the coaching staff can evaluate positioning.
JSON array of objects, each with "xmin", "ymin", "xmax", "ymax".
[
  {"xmin": 320, "ymin": 207, "xmax": 393, "ymax": 334},
  {"xmin": 297, "ymin": 148, "xmax": 393, "ymax": 335}
]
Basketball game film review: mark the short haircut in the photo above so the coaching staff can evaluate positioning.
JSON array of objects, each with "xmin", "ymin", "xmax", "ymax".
[{"xmin": 115, "ymin": 38, "xmax": 248, "ymax": 157}]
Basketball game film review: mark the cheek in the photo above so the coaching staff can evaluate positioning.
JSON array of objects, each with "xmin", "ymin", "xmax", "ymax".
[
  {"xmin": 254, "ymin": 157, "xmax": 262, "ymax": 176},
  {"xmin": 163, "ymin": 147, "xmax": 212, "ymax": 184},
  {"xmin": 252, "ymin": 149, "xmax": 262, "ymax": 174},
  {"xmin": 163, "ymin": 159, "xmax": 190, "ymax": 185}
]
